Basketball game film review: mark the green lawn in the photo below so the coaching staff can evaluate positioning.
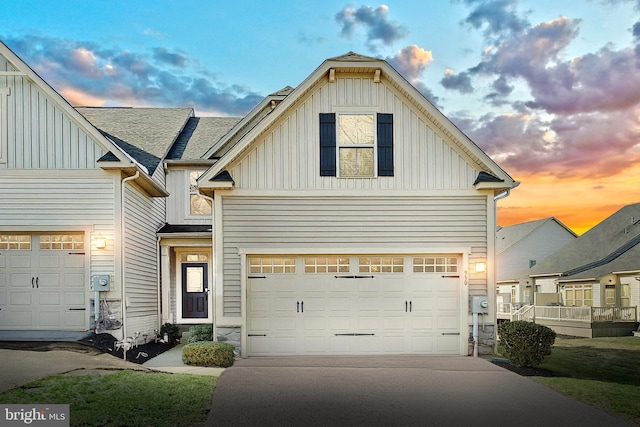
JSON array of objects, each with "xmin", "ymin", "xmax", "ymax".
[
  {"xmin": 0, "ymin": 370, "xmax": 215, "ymax": 426},
  {"xmin": 533, "ymin": 336, "xmax": 640, "ymax": 425}
]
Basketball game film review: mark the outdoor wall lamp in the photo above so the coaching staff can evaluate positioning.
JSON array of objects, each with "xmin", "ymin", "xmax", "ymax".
[
  {"xmin": 474, "ymin": 262, "xmax": 486, "ymax": 273},
  {"xmin": 95, "ymin": 235, "xmax": 107, "ymax": 250}
]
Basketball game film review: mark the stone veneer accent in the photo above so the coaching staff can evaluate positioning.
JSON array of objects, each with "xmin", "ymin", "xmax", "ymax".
[
  {"xmin": 468, "ymin": 324, "xmax": 495, "ymax": 355},
  {"xmin": 216, "ymin": 327, "xmax": 241, "ymax": 353}
]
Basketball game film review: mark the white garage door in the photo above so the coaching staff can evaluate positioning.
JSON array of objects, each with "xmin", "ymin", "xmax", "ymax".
[
  {"xmin": 0, "ymin": 234, "xmax": 86, "ymax": 330},
  {"xmin": 247, "ymin": 255, "xmax": 461, "ymax": 356}
]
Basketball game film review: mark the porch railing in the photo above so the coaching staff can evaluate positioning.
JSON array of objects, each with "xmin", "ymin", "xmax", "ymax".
[
  {"xmin": 498, "ymin": 304, "xmax": 638, "ymax": 322},
  {"xmin": 534, "ymin": 306, "xmax": 637, "ymax": 322}
]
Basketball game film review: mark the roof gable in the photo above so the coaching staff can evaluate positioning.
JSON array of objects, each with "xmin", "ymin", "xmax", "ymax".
[
  {"xmin": 0, "ymin": 41, "xmax": 135, "ymax": 167},
  {"xmin": 497, "ymin": 217, "xmax": 576, "ymax": 255},
  {"xmin": 199, "ymin": 53, "xmax": 517, "ymax": 191}
]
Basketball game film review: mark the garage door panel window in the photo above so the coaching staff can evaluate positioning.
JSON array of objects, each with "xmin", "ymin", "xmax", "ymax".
[
  {"xmin": 40, "ymin": 234, "xmax": 84, "ymax": 250},
  {"xmin": 0, "ymin": 235, "xmax": 31, "ymax": 250},
  {"xmin": 305, "ymin": 257, "xmax": 349, "ymax": 273},
  {"xmin": 413, "ymin": 257, "xmax": 458, "ymax": 273},
  {"xmin": 359, "ymin": 257, "xmax": 404, "ymax": 273},
  {"xmin": 249, "ymin": 257, "xmax": 296, "ymax": 274}
]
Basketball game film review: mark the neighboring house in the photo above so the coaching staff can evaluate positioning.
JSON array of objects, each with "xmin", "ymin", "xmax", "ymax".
[
  {"xmin": 0, "ymin": 42, "xmax": 170, "ymax": 342},
  {"xmin": 0, "ymin": 43, "xmax": 519, "ymax": 356},
  {"xmin": 512, "ymin": 203, "xmax": 640, "ymax": 337},
  {"xmin": 496, "ymin": 218, "xmax": 577, "ymax": 307}
]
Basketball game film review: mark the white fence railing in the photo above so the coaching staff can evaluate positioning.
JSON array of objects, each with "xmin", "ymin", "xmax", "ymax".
[{"xmin": 498, "ymin": 304, "xmax": 638, "ymax": 322}]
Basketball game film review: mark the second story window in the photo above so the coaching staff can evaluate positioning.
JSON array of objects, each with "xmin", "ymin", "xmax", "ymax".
[
  {"xmin": 319, "ymin": 112, "xmax": 393, "ymax": 177},
  {"xmin": 338, "ymin": 114, "xmax": 375, "ymax": 177},
  {"xmin": 189, "ymin": 171, "xmax": 212, "ymax": 216}
]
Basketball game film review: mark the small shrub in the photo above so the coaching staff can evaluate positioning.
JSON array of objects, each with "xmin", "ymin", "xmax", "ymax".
[
  {"xmin": 182, "ymin": 341, "xmax": 235, "ymax": 368},
  {"xmin": 160, "ymin": 322, "xmax": 181, "ymax": 346},
  {"xmin": 498, "ymin": 321, "xmax": 556, "ymax": 367},
  {"xmin": 188, "ymin": 325, "xmax": 213, "ymax": 343}
]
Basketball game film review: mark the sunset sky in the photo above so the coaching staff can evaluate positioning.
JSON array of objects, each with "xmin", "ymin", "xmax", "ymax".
[{"xmin": 2, "ymin": 0, "xmax": 639, "ymax": 235}]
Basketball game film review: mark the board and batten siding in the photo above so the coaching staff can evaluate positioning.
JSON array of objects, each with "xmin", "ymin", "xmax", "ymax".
[
  {"xmin": 229, "ymin": 76, "xmax": 480, "ymax": 191},
  {"xmin": 0, "ymin": 68, "xmax": 106, "ymax": 170},
  {"xmin": 123, "ymin": 183, "xmax": 165, "ymax": 334},
  {"xmin": 220, "ymin": 195, "xmax": 487, "ymax": 316},
  {"xmin": 165, "ymin": 168, "xmax": 211, "ymax": 225}
]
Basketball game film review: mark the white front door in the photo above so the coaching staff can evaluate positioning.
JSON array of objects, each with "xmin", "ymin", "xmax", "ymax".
[
  {"xmin": 0, "ymin": 234, "xmax": 86, "ymax": 330},
  {"xmin": 247, "ymin": 255, "xmax": 461, "ymax": 356}
]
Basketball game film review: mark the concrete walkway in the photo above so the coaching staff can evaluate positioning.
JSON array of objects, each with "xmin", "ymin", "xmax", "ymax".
[{"xmin": 142, "ymin": 344, "xmax": 225, "ymax": 376}]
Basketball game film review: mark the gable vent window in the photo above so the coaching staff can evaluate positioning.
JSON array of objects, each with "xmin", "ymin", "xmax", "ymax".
[{"xmin": 319, "ymin": 112, "xmax": 393, "ymax": 177}]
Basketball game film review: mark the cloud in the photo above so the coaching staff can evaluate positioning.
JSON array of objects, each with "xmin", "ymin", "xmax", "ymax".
[
  {"xmin": 453, "ymin": 107, "xmax": 640, "ymax": 179},
  {"xmin": 2, "ymin": 34, "xmax": 262, "ymax": 115},
  {"xmin": 152, "ymin": 47, "xmax": 189, "ymax": 67},
  {"xmin": 386, "ymin": 45, "xmax": 441, "ymax": 106},
  {"xmin": 440, "ymin": 69, "xmax": 474, "ymax": 93},
  {"xmin": 336, "ymin": 4, "xmax": 408, "ymax": 49},
  {"xmin": 460, "ymin": 0, "xmax": 530, "ymax": 42}
]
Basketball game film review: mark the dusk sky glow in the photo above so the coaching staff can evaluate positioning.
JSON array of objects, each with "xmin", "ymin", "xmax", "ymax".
[{"xmin": 2, "ymin": 0, "xmax": 640, "ymax": 235}]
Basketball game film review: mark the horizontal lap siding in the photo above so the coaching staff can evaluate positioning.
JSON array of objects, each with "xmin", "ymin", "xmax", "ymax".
[
  {"xmin": 123, "ymin": 184, "xmax": 164, "ymax": 322},
  {"xmin": 0, "ymin": 170, "xmax": 117, "ymax": 277},
  {"xmin": 222, "ymin": 196, "xmax": 487, "ymax": 316}
]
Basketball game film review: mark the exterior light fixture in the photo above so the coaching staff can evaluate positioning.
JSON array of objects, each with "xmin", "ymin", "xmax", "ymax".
[
  {"xmin": 95, "ymin": 235, "xmax": 107, "ymax": 250},
  {"xmin": 475, "ymin": 262, "xmax": 486, "ymax": 273}
]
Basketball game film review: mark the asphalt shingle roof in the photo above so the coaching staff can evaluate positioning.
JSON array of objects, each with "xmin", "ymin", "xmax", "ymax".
[
  {"xmin": 166, "ymin": 116, "xmax": 241, "ymax": 160},
  {"xmin": 78, "ymin": 107, "xmax": 194, "ymax": 174},
  {"xmin": 528, "ymin": 202, "xmax": 640, "ymax": 279}
]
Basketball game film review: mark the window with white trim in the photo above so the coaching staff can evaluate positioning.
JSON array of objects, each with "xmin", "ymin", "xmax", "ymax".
[
  {"xmin": 565, "ymin": 284, "xmax": 592, "ymax": 307},
  {"xmin": 359, "ymin": 257, "xmax": 404, "ymax": 273},
  {"xmin": 40, "ymin": 234, "xmax": 84, "ymax": 250},
  {"xmin": 413, "ymin": 257, "xmax": 458, "ymax": 273},
  {"xmin": 621, "ymin": 283, "xmax": 630, "ymax": 307},
  {"xmin": 338, "ymin": 114, "xmax": 375, "ymax": 177},
  {"xmin": 0, "ymin": 235, "xmax": 31, "ymax": 250},
  {"xmin": 249, "ymin": 257, "xmax": 296, "ymax": 274},
  {"xmin": 189, "ymin": 171, "xmax": 212, "ymax": 216},
  {"xmin": 305, "ymin": 257, "xmax": 350, "ymax": 273}
]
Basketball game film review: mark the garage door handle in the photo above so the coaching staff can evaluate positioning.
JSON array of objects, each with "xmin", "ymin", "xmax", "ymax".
[
  {"xmin": 334, "ymin": 333, "xmax": 375, "ymax": 336},
  {"xmin": 248, "ymin": 334, "xmax": 267, "ymax": 337},
  {"xmin": 442, "ymin": 332, "xmax": 460, "ymax": 336},
  {"xmin": 36, "ymin": 277, "xmax": 39, "ymax": 288},
  {"xmin": 68, "ymin": 308, "xmax": 86, "ymax": 311},
  {"xmin": 248, "ymin": 275, "xmax": 266, "ymax": 279},
  {"xmin": 32, "ymin": 277, "xmax": 34, "ymax": 288}
]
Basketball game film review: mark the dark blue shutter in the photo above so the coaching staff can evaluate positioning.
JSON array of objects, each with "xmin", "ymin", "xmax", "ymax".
[
  {"xmin": 377, "ymin": 113, "xmax": 394, "ymax": 176},
  {"xmin": 319, "ymin": 113, "xmax": 336, "ymax": 176}
]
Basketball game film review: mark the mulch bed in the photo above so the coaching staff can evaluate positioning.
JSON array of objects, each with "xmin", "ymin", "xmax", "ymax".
[
  {"xmin": 490, "ymin": 358, "xmax": 565, "ymax": 377},
  {"xmin": 79, "ymin": 333, "xmax": 173, "ymax": 364},
  {"xmin": 0, "ymin": 333, "xmax": 173, "ymax": 365}
]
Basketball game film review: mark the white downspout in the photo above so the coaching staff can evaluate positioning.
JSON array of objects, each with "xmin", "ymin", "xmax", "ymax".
[
  {"xmin": 199, "ymin": 191, "xmax": 216, "ymax": 342},
  {"xmin": 121, "ymin": 171, "xmax": 139, "ymax": 343},
  {"xmin": 490, "ymin": 184, "xmax": 518, "ymax": 355}
]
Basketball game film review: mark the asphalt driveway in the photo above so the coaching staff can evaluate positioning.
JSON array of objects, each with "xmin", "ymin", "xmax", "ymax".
[{"xmin": 207, "ymin": 355, "xmax": 633, "ymax": 427}]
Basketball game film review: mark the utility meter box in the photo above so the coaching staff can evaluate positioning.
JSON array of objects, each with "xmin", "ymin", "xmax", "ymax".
[
  {"xmin": 472, "ymin": 295, "xmax": 489, "ymax": 313},
  {"xmin": 92, "ymin": 275, "xmax": 111, "ymax": 291}
]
